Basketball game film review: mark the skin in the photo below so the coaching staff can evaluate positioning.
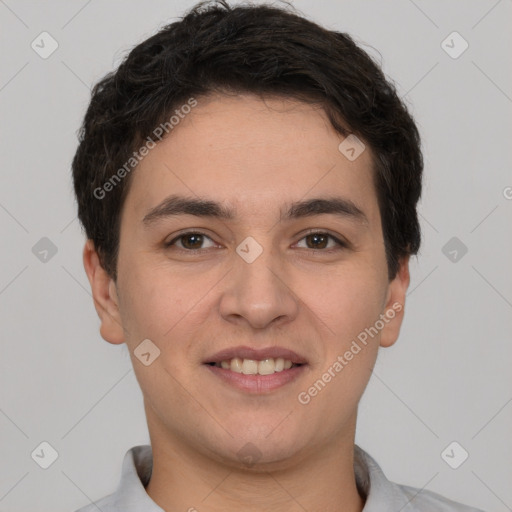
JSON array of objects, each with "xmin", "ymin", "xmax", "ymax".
[{"xmin": 83, "ymin": 93, "xmax": 410, "ymax": 512}]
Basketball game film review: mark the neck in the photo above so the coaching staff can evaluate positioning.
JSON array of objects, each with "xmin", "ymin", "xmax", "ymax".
[{"xmin": 144, "ymin": 410, "xmax": 365, "ymax": 512}]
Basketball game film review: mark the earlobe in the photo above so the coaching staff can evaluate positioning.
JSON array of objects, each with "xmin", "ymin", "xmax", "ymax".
[
  {"xmin": 379, "ymin": 256, "xmax": 410, "ymax": 348},
  {"xmin": 82, "ymin": 240, "xmax": 125, "ymax": 345}
]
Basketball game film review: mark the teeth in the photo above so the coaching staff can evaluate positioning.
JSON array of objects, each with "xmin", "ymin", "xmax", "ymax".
[
  {"xmin": 257, "ymin": 358, "xmax": 275, "ymax": 375},
  {"xmin": 214, "ymin": 357, "xmax": 298, "ymax": 375},
  {"xmin": 242, "ymin": 358, "xmax": 259, "ymax": 375},
  {"xmin": 231, "ymin": 357, "xmax": 243, "ymax": 373}
]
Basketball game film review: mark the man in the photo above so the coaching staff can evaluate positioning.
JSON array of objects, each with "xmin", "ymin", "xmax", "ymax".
[{"xmin": 72, "ymin": 1, "xmax": 484, "ymax": 510}]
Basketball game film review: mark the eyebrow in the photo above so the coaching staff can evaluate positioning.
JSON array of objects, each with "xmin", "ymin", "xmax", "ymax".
[{"xmin": 142, "ymin": 194, "xmax": 368, "ymax": 226}]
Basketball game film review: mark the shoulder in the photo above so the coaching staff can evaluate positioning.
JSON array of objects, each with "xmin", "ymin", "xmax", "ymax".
[
  {"xmin": 73, "ymin": 492, "xmax": 118, "ymax": 512},
  {"xmin": 72, "ymin": 445, "xmax": 155, "ymax": 512},
  {"xmin": 354, "ymin": 445, "xmax": 486, "ymax": 512},
  {"xmin": 395, "ymin": 482, "xmax": 486, "ymax": 512}
]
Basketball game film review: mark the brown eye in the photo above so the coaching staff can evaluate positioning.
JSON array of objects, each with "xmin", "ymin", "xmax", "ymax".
[
  {"xmin": 296, "ymin": 232, "xmax": 346, "ymax": 251},
  {"xmin": 305, "ymin": 233, "xmax": 329, "ymax": 249},
  {"xmin": 166, "ymin": 232, "xmax": 216, "ymax": 251},
  {"xmin": 180, "ymin": 234, "xmax": 204, "ymax": 249}
]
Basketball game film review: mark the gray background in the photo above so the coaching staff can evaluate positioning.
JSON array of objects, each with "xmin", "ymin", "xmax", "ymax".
[{"xmin": 0, "ymin": 0, "xmax": 511, "ymax": 510}]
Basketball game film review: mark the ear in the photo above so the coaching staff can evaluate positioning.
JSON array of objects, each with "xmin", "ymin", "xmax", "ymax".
[
  {"xmin": 82, "ymin": 239, "xmax": 125, "ymax": 345},
  {"xmin": 379, "ymin": 255, "xmax": 410, "ymax": 348}
]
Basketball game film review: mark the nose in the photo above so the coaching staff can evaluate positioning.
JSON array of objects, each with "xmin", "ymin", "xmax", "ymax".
[{"xmin": 218, "ymin": 242, "xmax": 299, "ymax": 330}]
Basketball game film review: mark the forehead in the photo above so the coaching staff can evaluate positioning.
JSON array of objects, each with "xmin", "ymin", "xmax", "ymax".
[{"xmin": 123, "ymin": 93, "xmax": 379, "ymax": 226}]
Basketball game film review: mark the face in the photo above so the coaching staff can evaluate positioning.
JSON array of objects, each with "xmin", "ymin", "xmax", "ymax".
[{"xmin": 84, "ymin": 93, "xmax": 409, "ymax": 469}]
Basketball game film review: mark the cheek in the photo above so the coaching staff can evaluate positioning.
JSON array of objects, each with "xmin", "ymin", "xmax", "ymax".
[
  {"xmin": 117, "ymin": 266, "xmax": 201, "ymax": 397},
  {"xmin": 117, "ymin": 258, "xmax": 223, "ymax": 377},
  {"xmin": 311, "ymin": 265, "xmax": 385, "ymax": 405},
  {"xmin": 315, "ymin": 265, "xmax": 387, "ymax": 342},
  {"xmin": 298, "ymin": 272, "xmax": 382, "ymax": 422},
  {"xmin": 117, "ymin": 259, "xmax": 190, "ymax": 342}
]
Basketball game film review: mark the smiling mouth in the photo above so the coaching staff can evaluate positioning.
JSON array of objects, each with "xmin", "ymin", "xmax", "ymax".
[{"xmin": 206, "ymin": 357, "xmax": 303, "ymax": 375}]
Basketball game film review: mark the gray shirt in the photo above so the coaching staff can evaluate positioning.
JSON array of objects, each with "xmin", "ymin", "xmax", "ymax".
[{"xmin": 74, "ymin": 444, "xmax": 484, "ymax": 511}]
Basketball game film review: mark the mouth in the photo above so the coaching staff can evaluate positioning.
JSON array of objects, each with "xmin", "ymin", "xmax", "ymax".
[
  {"xmin": 203, "ymin": 347, "xmax": 308, "ymax": 393},
  {"xmin": 205, "ymin": 357, "xmax": 303, "ymax": 375}
]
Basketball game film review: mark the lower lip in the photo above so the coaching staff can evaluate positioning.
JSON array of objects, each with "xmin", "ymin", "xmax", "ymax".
[{"xmin": 204, "ymin": 364, "xmax": 307, "ymax": 393}]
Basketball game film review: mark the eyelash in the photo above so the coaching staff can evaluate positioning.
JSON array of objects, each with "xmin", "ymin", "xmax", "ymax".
[{"xmin": 165, "ymin": 230, "xmax": 348, "ymax": 253}]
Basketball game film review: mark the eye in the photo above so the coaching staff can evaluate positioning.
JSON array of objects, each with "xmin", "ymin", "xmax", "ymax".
[
  {"xmin": 165, "ymin": 231, "xmax": 217, "ymax": 251},
  {"xmin": 295, "ymin": 231, "xmax": 347, "ymax": 251},
  {"xmin": 165, "ymin": 230, "xmax": 348, "ymax": 253}
]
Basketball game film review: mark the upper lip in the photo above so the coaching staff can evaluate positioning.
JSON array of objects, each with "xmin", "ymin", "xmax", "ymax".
[{"xmin": 204, "ymin": 346, "xmax": 308, "ymax": 365}]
